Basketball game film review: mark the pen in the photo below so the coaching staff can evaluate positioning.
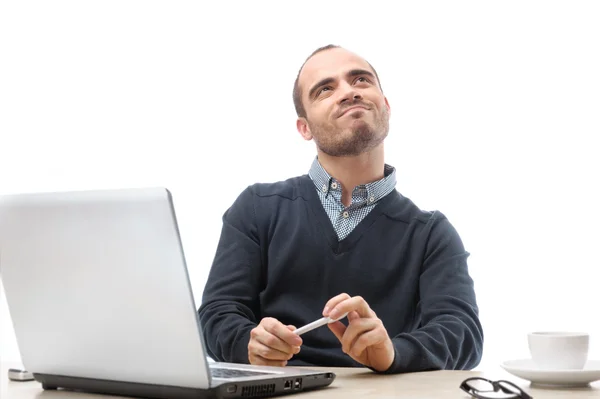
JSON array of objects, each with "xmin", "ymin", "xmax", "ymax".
[{"xmin": 292, "ymin": 312, "xmax": 349, "ymax": 335}]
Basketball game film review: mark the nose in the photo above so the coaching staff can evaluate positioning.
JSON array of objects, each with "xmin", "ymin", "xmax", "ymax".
[{"xmin": 338, "ymin": 82, "xmax": 362, "ymax": 104}]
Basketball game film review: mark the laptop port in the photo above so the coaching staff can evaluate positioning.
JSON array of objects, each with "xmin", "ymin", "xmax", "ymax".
[
  {"xmin": 294, "ymin": 378, "xmax": 302, "ymax": 389},
  {"xmin": 284, "ymin": 380, "xmax": 293, "ymax": 390}
]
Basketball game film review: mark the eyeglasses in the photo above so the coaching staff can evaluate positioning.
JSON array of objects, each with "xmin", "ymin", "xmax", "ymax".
[{"xmin": 460, "ymin": 377, "xmax": 533, "ymax": 399}]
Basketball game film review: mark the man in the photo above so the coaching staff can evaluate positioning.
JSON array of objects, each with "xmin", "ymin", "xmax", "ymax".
[{"xmin": 198, "ymin": 45, "xmax": 483, "ymax": 374}]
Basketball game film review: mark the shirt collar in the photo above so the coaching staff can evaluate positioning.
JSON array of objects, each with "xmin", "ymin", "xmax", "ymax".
[{"xmin": 308, "ymin": 156, "xmax": 396, "ymax": 202}]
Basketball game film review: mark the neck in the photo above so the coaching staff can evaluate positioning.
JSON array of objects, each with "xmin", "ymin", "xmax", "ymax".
[{"xmin": 317, "ymin": 143, "xmax": 386, "ymax": 207}]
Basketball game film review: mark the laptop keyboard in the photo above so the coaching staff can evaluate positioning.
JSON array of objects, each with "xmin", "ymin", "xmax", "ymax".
[{"xmin": 210, "ymin": 367, "xmax": 274, "ymax": 379}]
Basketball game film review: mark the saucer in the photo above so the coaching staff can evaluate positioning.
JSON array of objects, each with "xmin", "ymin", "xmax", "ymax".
[{"xmin": 501, "ymin": 359, "xmax": 600, "ymax": 387}]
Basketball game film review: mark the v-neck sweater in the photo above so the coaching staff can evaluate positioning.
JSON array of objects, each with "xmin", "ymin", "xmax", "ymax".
[{"xmin": 198, "ymin": 175, "xmax": 483, "ymax": 374}]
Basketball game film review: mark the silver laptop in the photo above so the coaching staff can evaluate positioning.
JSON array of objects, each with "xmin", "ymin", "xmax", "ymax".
[{"xmin": 0, "ymin": 187, "xmax": 335, "ymax": 398}]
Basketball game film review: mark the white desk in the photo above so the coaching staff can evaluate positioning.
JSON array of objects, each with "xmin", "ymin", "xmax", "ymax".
[{"xmin": 2, "ymin": 361, "xmax": 599, "ymax": 398}]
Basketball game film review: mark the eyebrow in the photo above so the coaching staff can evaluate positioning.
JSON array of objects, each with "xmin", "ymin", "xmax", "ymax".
[{"xmin": 307, "ymin": 69, "xmax": 376, "ymax": 100}]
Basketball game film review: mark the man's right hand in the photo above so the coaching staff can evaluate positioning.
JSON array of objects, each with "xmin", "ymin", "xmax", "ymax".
[{"xmin": 248, "ymin": 317, "xmax": 303, "ymax": 366}]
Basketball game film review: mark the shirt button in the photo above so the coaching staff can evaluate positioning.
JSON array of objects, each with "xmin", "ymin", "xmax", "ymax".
[
  {"xmin": 331, "ymin": 182, "xmax": 338, "ymax": 189},
  {"xmin": 322, "ymin": 185, "xmax": 327, "ymax": 192},
  {"xmin": 342, "ymin": 211, "xmax": 349, "ymax": 218},
  {"xmin": 369, "ymin": 196, "xmax": 375, "ymax": 203}
]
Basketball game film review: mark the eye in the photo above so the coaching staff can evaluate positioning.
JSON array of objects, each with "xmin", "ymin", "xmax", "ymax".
[
  {"xmin": 355, "ymin": 76, "xmax": 370, "ymax": 84},
  {"xmin": 317, "ymin": 86, "xmax": 332, "ymax": 96}
]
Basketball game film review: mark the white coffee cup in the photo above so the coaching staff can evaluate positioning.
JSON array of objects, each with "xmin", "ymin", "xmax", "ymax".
[{"xmin": 528, "ymin": 332, "xmax": 589, "ymax": 370}]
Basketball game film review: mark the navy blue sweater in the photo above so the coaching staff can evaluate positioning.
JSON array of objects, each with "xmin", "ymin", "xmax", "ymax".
[{"xmin": 198, "ymin": 175, "xmax": 483, "ymax": 373}]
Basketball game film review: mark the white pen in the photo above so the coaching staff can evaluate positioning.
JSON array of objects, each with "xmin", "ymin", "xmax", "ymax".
[{"xmin": 292, "ymin": 312, "xmax": 349, "ymax": 335}]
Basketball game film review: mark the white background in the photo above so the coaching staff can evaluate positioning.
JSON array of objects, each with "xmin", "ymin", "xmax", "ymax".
[{"xmin": 1, "ymin": 1, "xmax": 599, "ymax": 371}]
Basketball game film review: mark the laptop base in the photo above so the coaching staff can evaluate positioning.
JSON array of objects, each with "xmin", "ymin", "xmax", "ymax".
[{"xmin": 34, "ymin": 371, "xmax": 335, "ymax": 399}]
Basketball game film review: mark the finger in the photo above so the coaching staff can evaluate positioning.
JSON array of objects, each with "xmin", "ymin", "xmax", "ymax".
[
  {"xmin": 327, "ymin": 320, "xmax": 347, "ymax": 342},
  {"xmin": 348, "ymin": 328, "xmax": 388, "ymax": 358},
  {"xmin": 347, "ymin": 311, "xmax": 360, "ymax": 322},
  {"xmin": 322, "ymin": 293, "xmax": 351, "ymax": 316},
  {"xmin": 341, "ymin": 318, "xmax": 380, "ymax": 354},
  {"xmin": 262, "ymin": 318, "xmax": 303, "ymax": 347},
  {"xmin": 249, "ymin": 354, "xmax": 288, "ymax": 367},
  {"xmin": 249, "ymin": 341, "xmax": 293, "ymax": 361},
  {"xmin": 329, "ymin": 296, "xmax": 373, "ymax": 320},
  {"xmin": 255, "ymin": 330, "xmax": 297, "ymax": 355}
]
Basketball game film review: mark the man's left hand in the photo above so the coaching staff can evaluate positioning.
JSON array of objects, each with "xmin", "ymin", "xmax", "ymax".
[{"xmin": 323, "ymin": 293, "xmax": 395, "ymax": 372}]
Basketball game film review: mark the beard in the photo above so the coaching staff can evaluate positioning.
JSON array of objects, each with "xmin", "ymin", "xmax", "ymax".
[{"xmin": 308, "ymin": 106, "xmax": 390, "ymax": 157}]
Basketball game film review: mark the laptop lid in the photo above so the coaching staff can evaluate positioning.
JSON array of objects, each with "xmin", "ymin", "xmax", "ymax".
[{"xmin": 0, "ymin": 188, "xmax": 213, "ymax": 388}]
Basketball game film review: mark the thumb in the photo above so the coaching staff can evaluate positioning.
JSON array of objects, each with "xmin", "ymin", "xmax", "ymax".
[{"xmin": 287, "ymin": 325, "xmax": 296, "ymax": 331}]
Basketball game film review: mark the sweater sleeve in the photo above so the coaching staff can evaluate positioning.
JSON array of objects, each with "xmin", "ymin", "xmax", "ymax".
[
  {"xmin": 197, "ymin": 186, "xmax": 262, "ymax": 364},
  {"xmin": 380, "ymin": 213, "xmax": 484, "ymax": 374}
]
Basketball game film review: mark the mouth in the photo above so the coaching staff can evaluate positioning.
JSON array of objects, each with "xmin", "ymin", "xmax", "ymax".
[{"xmin": 338, "ymin": 105, "xmax": 370, "ymax": 118}]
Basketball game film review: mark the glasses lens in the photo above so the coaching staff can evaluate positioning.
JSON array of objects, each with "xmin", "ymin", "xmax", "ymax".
[
  {"xmin": 464, "ymin": 379, "xmax": 521, "ymax": 399},
  {"xmin": 498, "ymin": 381, "xmax": 523, "ymax": 395},
  {"xmin": 474, "ymin": 393, "xmax": 520, "ymax": 399},
  {"xmin": 465, "ymin": 378, "xmax": 493, "ymax": 392}
]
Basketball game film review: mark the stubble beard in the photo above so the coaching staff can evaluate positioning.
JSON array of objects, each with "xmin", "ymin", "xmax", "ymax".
[{"xmin": 309, "ymin": 108, "xmax": 390, "ymax": 157}]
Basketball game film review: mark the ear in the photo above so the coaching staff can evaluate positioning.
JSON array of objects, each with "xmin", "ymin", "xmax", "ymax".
[
  {"xmin": 296, "ymin": 117, "xmax": 313, "ymax": 141},
  {"xmin": 384, "ymin": 97, "xmax": 391, "ymax": 115}
]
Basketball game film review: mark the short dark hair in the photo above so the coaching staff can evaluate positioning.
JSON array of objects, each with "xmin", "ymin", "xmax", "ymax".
[{"xmin": 292, "ymin": 44, "xmax": 383, "ymax": 118}]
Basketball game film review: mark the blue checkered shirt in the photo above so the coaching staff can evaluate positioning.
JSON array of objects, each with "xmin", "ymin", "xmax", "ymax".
[{"xmin": 308, "ymin": 157, "xmax": 397, "ymax": 241}]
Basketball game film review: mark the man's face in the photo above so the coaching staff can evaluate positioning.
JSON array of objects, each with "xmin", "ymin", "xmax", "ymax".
[{"xmin": 297, "ymin": 48, "xmax": 390, "ymax": 157}]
